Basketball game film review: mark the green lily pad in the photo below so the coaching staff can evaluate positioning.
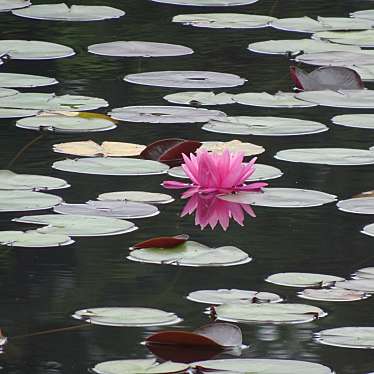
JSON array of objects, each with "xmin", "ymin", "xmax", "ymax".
[
  {"xmin": 73, "ymin": 307, "xmax": 182, "ymax": 327},
  {"xmin": 266, "ymin": 272, "xmax": 344, "ymax": 287},
  {"xmin": 0, "ymin": 108, "xmax": 39, "ymax": 119},
  {"xmin": 351, "ymin": 9, "xmax": 374, "ymax": 21},
  {"xmin": 150, "ymin": 0, "xmax": 258, "ymax": 6},
  {"xmin": 295, "ymin": 51, "xmax": 374, "ymax": 67},
  {"xmin": 164, "ymin": 91, "xmax": 235, "ymax": 105},
  {"xmin": 0, "ymin": 0, "xmax": 30, "ymax": 12},
  {"xmin": 298, "ymin": 288, "xmax": 369, "ymax": 302},
  {"xmin": 97, "ymin": 191, "xmax": 174, "ymax": 204},
  {"xmin": 332, "ymin": 114, "xmax": 374, "ymax": 129},
  {"xmin": 362, "ymin": 223, "xmax": 374, "ymax": 237},
  {"xmin": 0, "ymin": 73, "xmax": 58, "ymax": 88},
  {"xmin": 346, "ymin": 65, "xmax": 374, "ymax": 81},
  {"xmin": 335, "ymin": 279, "xmax": 374, "ymax": 293},
  {"xmin": 0, "ymin": 88, "xmax": 19, "ymax": 97},
  {"xmin": 314, "ymin": 30, "xmax": 374, "ymax": 47},
  {"xmin": 337, "ymin": 197, "xmax": 374, "ymax": 214},
  {"xmin": 354, "ymin": 267, "xmax": 374, "ymax": 279}
]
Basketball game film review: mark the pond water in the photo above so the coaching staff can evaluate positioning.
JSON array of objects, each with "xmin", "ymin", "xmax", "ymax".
[{"xmin": 0, "ymin": 0, "xmax": 374, "ymax": 373}]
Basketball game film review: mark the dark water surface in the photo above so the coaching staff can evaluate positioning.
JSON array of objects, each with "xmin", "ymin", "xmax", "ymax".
[{"xmin": 0, "ymin": 0, "xmax": 374, "ymax": 373}]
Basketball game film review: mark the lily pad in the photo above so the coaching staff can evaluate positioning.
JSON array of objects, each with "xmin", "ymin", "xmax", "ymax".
[
  {"xmin": 332, "ymin": 114, "xmax": 374, "ymax": 129},
  {"xmin": 53, "ymin": 201, "xmax": 159, "ymax": 219},
  {"xmin": 192, "ymin": 358, "xmax": 333, "ymax": 373},
  {"xmin": 354, "ymin": 267, "xmax": 374, "ymax": 279},
  {"xmin": 199, "ymin": 140, "xmax": 265, "ymax": 156},
  {"xmin": 203, "ymin": 116, "xmax": 327, "ymax": 136},
  {"xmin": 0, "ymin": 108, "xmax": 40, "ymax": 119},
  {"xmin": 362, "ymin": 223, "xmax": 374, "ymax": 238},
  {"xmin": 233, "ymin": 92, "xmax": 317, "ymax": 108},
  {"xmin": 12, "ymin": 3, "xmax": 125, "ymax": 21},
  {"xmin": 0, "ymin": 230, "xmax": 74, "ymax": 248},
  {"xmin": 88, "ymin": 41, "xmax": 192, "ymax": 57},
  {"xmin": 266, "ymin": 272, "xmax": 344, "ymax": 288},
  {"xmin": 108, "ymin": 106, "xmax": 226, "ymax": 123},
  {"xmin": 0, "ymin": 40, "xmax": 75, "ymax": 60},
  {"xmin": 92, "ymin": 359, "xmax": 188, "ymax": 374},
  {"xmin": 124, "ymin": 71, "xmax": 246, "ymax": 88},
  {"xmin": 315, "ymin": 327, "xmax": 374, "ymax": 349},
  {"xmin": 13, "ymin": 214, "xmax": 137, "ymax": 237},
  {"xmin": 164, "ymin": 91, "xmax": 235, "ymax": 106},
  {"xmin": 173, "ymin": 13, "xmax": 275, "ymax": 29},
  {"xmin": 0, "ymin": 191, "xmax": 62, "ymax": 212},
  {"xmin": 335, "ymin": 279, "xmax": 374, "ymax": 293},
  {"xmin": 73, "ymin": 307, "xmax": 182, "ymax": 327},
  {"xmin": 220, "ymin": 188, "xmax": 337, "ymax": 208},
  {"xmin": 348, "ymin": 65, "xmax": 374, "ymax": 81},
  {"xmin": 214, "ymin": 303, "xmax": 326, "ymax": 324},
  {"xmin": 150, "ymin": 0, "xmax": 258, "ymax": 6},
  {"xmin": 337, "ymin": 197, "xmax": 374, "ymax": 214},
  {"xmin": 53, "ymin": 141, "xmax": 145, "ymax": 157},
  {"xmin": 98, "ymin": 191, "xmax": 174, "ymax": 204},
  {"xmin": 314, "ymin": 30, "xmax": 374, "ymax": 47},
  {"xmin": 52, "ymin": 158, "xmax": 169, "ymax": 176},
  {"xmin": 0, "ymin": 88, "xmax": 19, "ymax": 97},
  {"xmin": 0, "ymin": 0, "xmax": 30, "ymax": 12},
  {"xmin": 298, "ymin": 288, "xmax": 369, "ymax": 302},
  {"xmin": 0, "ymin": 73, "xmax": 57, "ymax": 88},
  {"xmin": 187, "ymin": 289, "xmax": 282, "ymax": 304},
  {"xmin": 351, "ymin": 10, "xmax": 374, "ymax": 21},
  {"xmin": 127, "ymin": 241, "xmax": 251, "ymax": 267},
  {"xmin": 0, "ymin": 170, "xmax": 69, "ymax": 191},
  {"xmin": 275, "ymin": 148, "xmax": 374, "ymax": 166}
]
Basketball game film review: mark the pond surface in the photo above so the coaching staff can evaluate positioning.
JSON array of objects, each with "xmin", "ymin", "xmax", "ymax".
[{"xmin": 0, "ymin": 0, "xmax": 374, "ymax": 373}]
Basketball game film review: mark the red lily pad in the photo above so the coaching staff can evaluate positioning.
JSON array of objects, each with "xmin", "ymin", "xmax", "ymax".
[{"xmin": 130, "ymin": 234, "xmax": 189, "ymax": 250}]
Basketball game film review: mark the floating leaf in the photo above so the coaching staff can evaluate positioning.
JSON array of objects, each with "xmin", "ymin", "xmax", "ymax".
[
  {"xmin": 219, "ymin": 188, "xmax": 337, "ymax": 208},
  {"xmin": 348, "ymin": 65, "xmax": 374, "ymax": 82},
  {"xmin": 12, "ymin": 3, "xmax": 125, "ymax": 21},
  {"xmin": 199, "ymin": 140, "xmax": 265, "ymax": 156},
  {"xmin": 354, "ymin": 267, "xmax": 374, "ymax": 279},
  {"xmin": 331, "ymin": 114, "xmax": 374, "ymax": 129},
  {"xmin": 314, "ymin": 30, "xmax": 374, "ymax": 48},
  {"xmin": 337, "ymin": 197, "xmax": 374, "ymax": 214},
  {"xmin": 13, "ymin": 214, "xmax": 137, "ymax": 237},
  {"xmin": 214, "ymin": 303, "xmax": 326, "ymax": 324},
  {"xmin": 351, "ymin": 9, "xmax": 374, "ymax": 21},
  {"xmin": 124, "ymin": 71, "xmax": 246, "ymax": 88},
  {"xmin": 266, "ymin": 272, "xmax": 344, "ymax": 288},
  {"xmin": 52, "ymin": 158, "xmax": 169, "ymax": 176},
  {"xmin": 150, "ymin": 0, "xmax": 258, "ymax": 6},
  {"xmin": 335, "ymin": 279, "xmax": 374, "ymax": 293},
  {"xmin": 0, "ymin": 108, "xmax": 40, "ymax": 119},
  {"xmin": 88, "ymin": 41, "xmax": 192, "ymax": 57},
  {"xmin": 0, "ymin": 0, "xmax": 30, "ymax": 12},
  {"xmin": 73, "ymin": 307, "xmax": 182, "ymax": 327},
  {"xmin": 98, "ymin": 191, "xmax": 174, "ymax": 204},
  {"xmin": 127, "ymin": 241, "xmax": 251, "ymax": 267},
  {"xmin": 0, "ymin": 73, "xmax": 58, "ymax": 88},
  {"xmin": 131, "ymin": 235, "xmax": 189, "ymax": 249},
  {"xmin": 362, "ymin": 223, "xmax": 374, "ymax": 238},
  {"xmin": 295, "ymin": 51, "xmax": 374, "ymax": 67},
  {"xmin": 0, "ymin": 88, "xmax": 19, "ymax": 97},
  {"xmin": 164, "ymin": 91, "xmax": 235, "ymax": 106},
  {"xmin": 202, "ymin": 116, "xmax": 328, "ymax": 136},
  {"xmin": 275, "ymin": 148, "xmax": 374, "ymax": 165},
  {"xmin": 187, "ymin": 289, "xmax": 282, "ymax": 304},
  {"xmin": 298, "ymin": 288, "xmax": 369, "ymax": 302}
]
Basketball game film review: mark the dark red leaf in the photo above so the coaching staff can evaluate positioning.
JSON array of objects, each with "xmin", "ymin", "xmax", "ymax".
[{"xmin": 130, "ymin": 234, "xmax": 189, "ymax": 250}]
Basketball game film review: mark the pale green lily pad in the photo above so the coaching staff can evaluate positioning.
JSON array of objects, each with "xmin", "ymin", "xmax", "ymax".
[
  {"xmin": 0, "ymin": 170, "xmax": 69, "ymax": 191},
  {"xmin": 202, "ymin": 116, "xmax": 327, "ymax": 136},
  {"xmin": 193, "ymin": 358, "xmax": 333, "ymax": 373},
  {"xmin": 73, "ymin": 307, "xmax": 182, "ymax": 327},
  {"xmin": 93, "ymin": 359, "xmax": 189, "ymax": 374},
  {"xmin": 199, "ymin": 140, "xmax": 265, "ymax": 156},
  {"xmin": 0, "ymin": 108, "xmax": 39, "ymax": 119},
  {"xmin": 214, "ymin": 303, "xmax": 326, "ymax": 324},
  {"xmin": 220, "ymin": 188, "xmax": 337, "ymax": 208},
  {"xmin": 17, "ymin": 115, "xmax": 116, "ymax": 133},
  {"xmin": 314, "ymin": 30, "xmax": 374, "ymax": 47},
  {"xmin": 362, "ymin": 223, "xmax": 374, "ymax": 237},
  {"xmin": 0, "ymin": 40, "xmax": 75, "ymax": 60},
  {"xmin": 332, "ymin": 114, "xmax": 374, "ymax": 129},
  {"xmin": 52, "ymin": 158, "xmax": 169, "ymax": 176},
  {"xmin": 127, "ymin": 241, "xmax": 251, "ymax": 267},
  {"xmin": 0, "ymin": 0, "xmax": 30, "ymax": 12},
  {"xmin": 0, "ymin": 191, "xmax": 62, "ymax": 212},
  {"xmin": 0, "ymin": 230, "xmax": 74, "ymax": 248},
  {"xmin": 351, "ymin": 9, "xmax": 374, "ymax": 21},
  {"xmin": 0, "ymin": 73, "xmax": 58, "ymax": 88},
  {"xmin": 187, "ymin": 289, "xmax": 282, "ymax": 304},
  {"xmin": 337, "ymin": 197, "xmax": 374, "ymax": 214},
  {"xmin": 164, "ymin": 91, "xmax": 235, "ymax": 105},
  {"xmin": 275, "ymin": 148, "xmax": 374, "ymax": 165},
  {"xmin": 12, "ymin": 3, "xmax": 125, "ymax": 21},
  {"xmin": 151, "ymin": 0, "xmax": 258, "ymax": 6},
  {"xmin": 98, "ymin": 191, "xmax": 174, "ymax": 204},
  {"xmin": 233, "ymin": 92, "xmax": 317, "ymax": 108},
  {"xmin": 354, "ymin": 267, "xmax": 374, "ymax": 279},
  {"xmin": 315, "ymin": 327, "xmax": 374, "ymax": 349},
  {"xmin": 13, "ymin": 214, "xmax": 137, "ymax": 237},
  {"xmin": 0, "ymin": 88, "xmax": 19, "ymax": 97},
  {"xmin": 266, "ymin": 272, "xmax": 344, "ymax": 288},
  {"xmin": 335, "ymin": 279, "xmax": 374, "ymax": 293},
  {"xmin": 248, "ymin": 39, "xmax": 360, "ymax": 55},
  {"xmin": 173, "ymin": 13, "xmax": 275, "ymax": 29},
  {"xmin": 168, "ymin": 163, "xmax": 283, "ymax": 181},
  {"xmin": 298, "ymin": 288, "xmax": 369, "ymax": 302},
  {"xmin": 348, "ymin": 65, "xmax": 374, "ymax": 82}
]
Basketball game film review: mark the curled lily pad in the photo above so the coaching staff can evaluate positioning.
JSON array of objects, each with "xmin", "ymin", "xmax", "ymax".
[
  {"xmin": 131, "ymin": 235, "xmax": 189, "ymax": 249},
  {"xmin": 0, "ymin": 40, "xmax": 75, "ymax": 60},
  {"xmin": 192, "ymin": 358, "xmax": 334, "ymax": 373},
  {"xmin": 0, "ymin": 170, "xmax": 69, "ymax": 191},
  {"xmin": 362, "ymin": 223, "xmax": 374, "ymax": 237},
  {"xmin": 214, "ymin": 303, "xmax": 326, "ymax": 324},
  {"xmin": 351, "ymin": 10, "xmax": 374, "ymax": 21},
  {"xmin": 53, "ymin": 141, "xmax": 145, "ymax": 157},
  {"xmin": 124, "ymin": 71, "xmax": 246, "ymax": 89},
  {"xmin": 354, "ymin": 267, "xmax": 374, "ymax": 279},
  {"xmin": 199, "ymin": 140, "xmax": 265, "ymax": 156},
  {"xmin": 0, "ymin": 0, "xmax": 30, "ymax": 12},
  {"xmin": 88, "ymin": 41, "xmax": 192, "ymax": 57},
  {"xmin": 12, "ymin": 3, "xmax": 125, "ymax": 21},
  {"xmin": 73, "ymin": 307, "xmax": 182, "ymax": 327},
  {"xmin": 335, "ymin": 279, "xmax": 374, "ymax": 293},
  {"xmin": 275, "ymin": 148, "xmax": 374, "ymax": 166},
  {"xmin": 173, "ymin": 13, "xmax": 275, "ymax": 29},
  {"xmin": 92, "ymin": 359, "xmax": 188, "ymax": 374},
  {"xmin": 314, "ymin": 30, "xmax": 374, "ymax": 48},
  {"xmin": 266, "ymin": 272, "xmax": 344, "ymax": 288},
  {"xmin": 53, "ymin": 158, "xmax": 169, "ymax": 176},
  {"xmin": 150, "ymin": 0, "xmax": 258, "ymax": 5},
  {"xmin": 220, "ymin": 188, "xmax": 337, "ymax": 208},
  {"xmin": 295, "ymin": 51, "xmax": 374, "ymax": 67},
  {"xmin": 127, "ymin": 241, "xmax": 251, "ymax": 267},
  {"xmin": 315, "ymin": 327, "xmax": 374, "ymax": 349},
  {"xmin": 0, "ymin": 191, "xmax": 62, "ymax": 212},
  {"xmin": 202, "ymin": 116, "xmax": 328, "ymax": 136},
  {"xmin": 0, "ymin": 73, "xmax": 58, "ymax": 88},
  {"xmin": 109, "ymin": 106, "xmax": 225, "ymax": 123},
  {"xmin": 233, "ymin": 92, "xmax": 317, "ymax": 108},
  {"xmin": 98, "ymin": 191, "xmax": 174, "ymax": 204},
  {"xmin": 187, "ymin": 289, "xmax": 282, "ymax": 304},
  {"xmin": 298, "ymin": 288, "xmax": 370, "ymax": 302},
  {"xmin": 337, "ymin": 197, "xmax": 374, "ymax": 214},
  {"xmin": 0, "ymin": 230, "xmax": 74, "ymax": 248},
  {"xmin": 164, "ymin": 91, "xmax": 235, "ymax": 106},
  {"xmin": 13, "ymin": 214, "xmax": 137, "ymax": 237}
]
